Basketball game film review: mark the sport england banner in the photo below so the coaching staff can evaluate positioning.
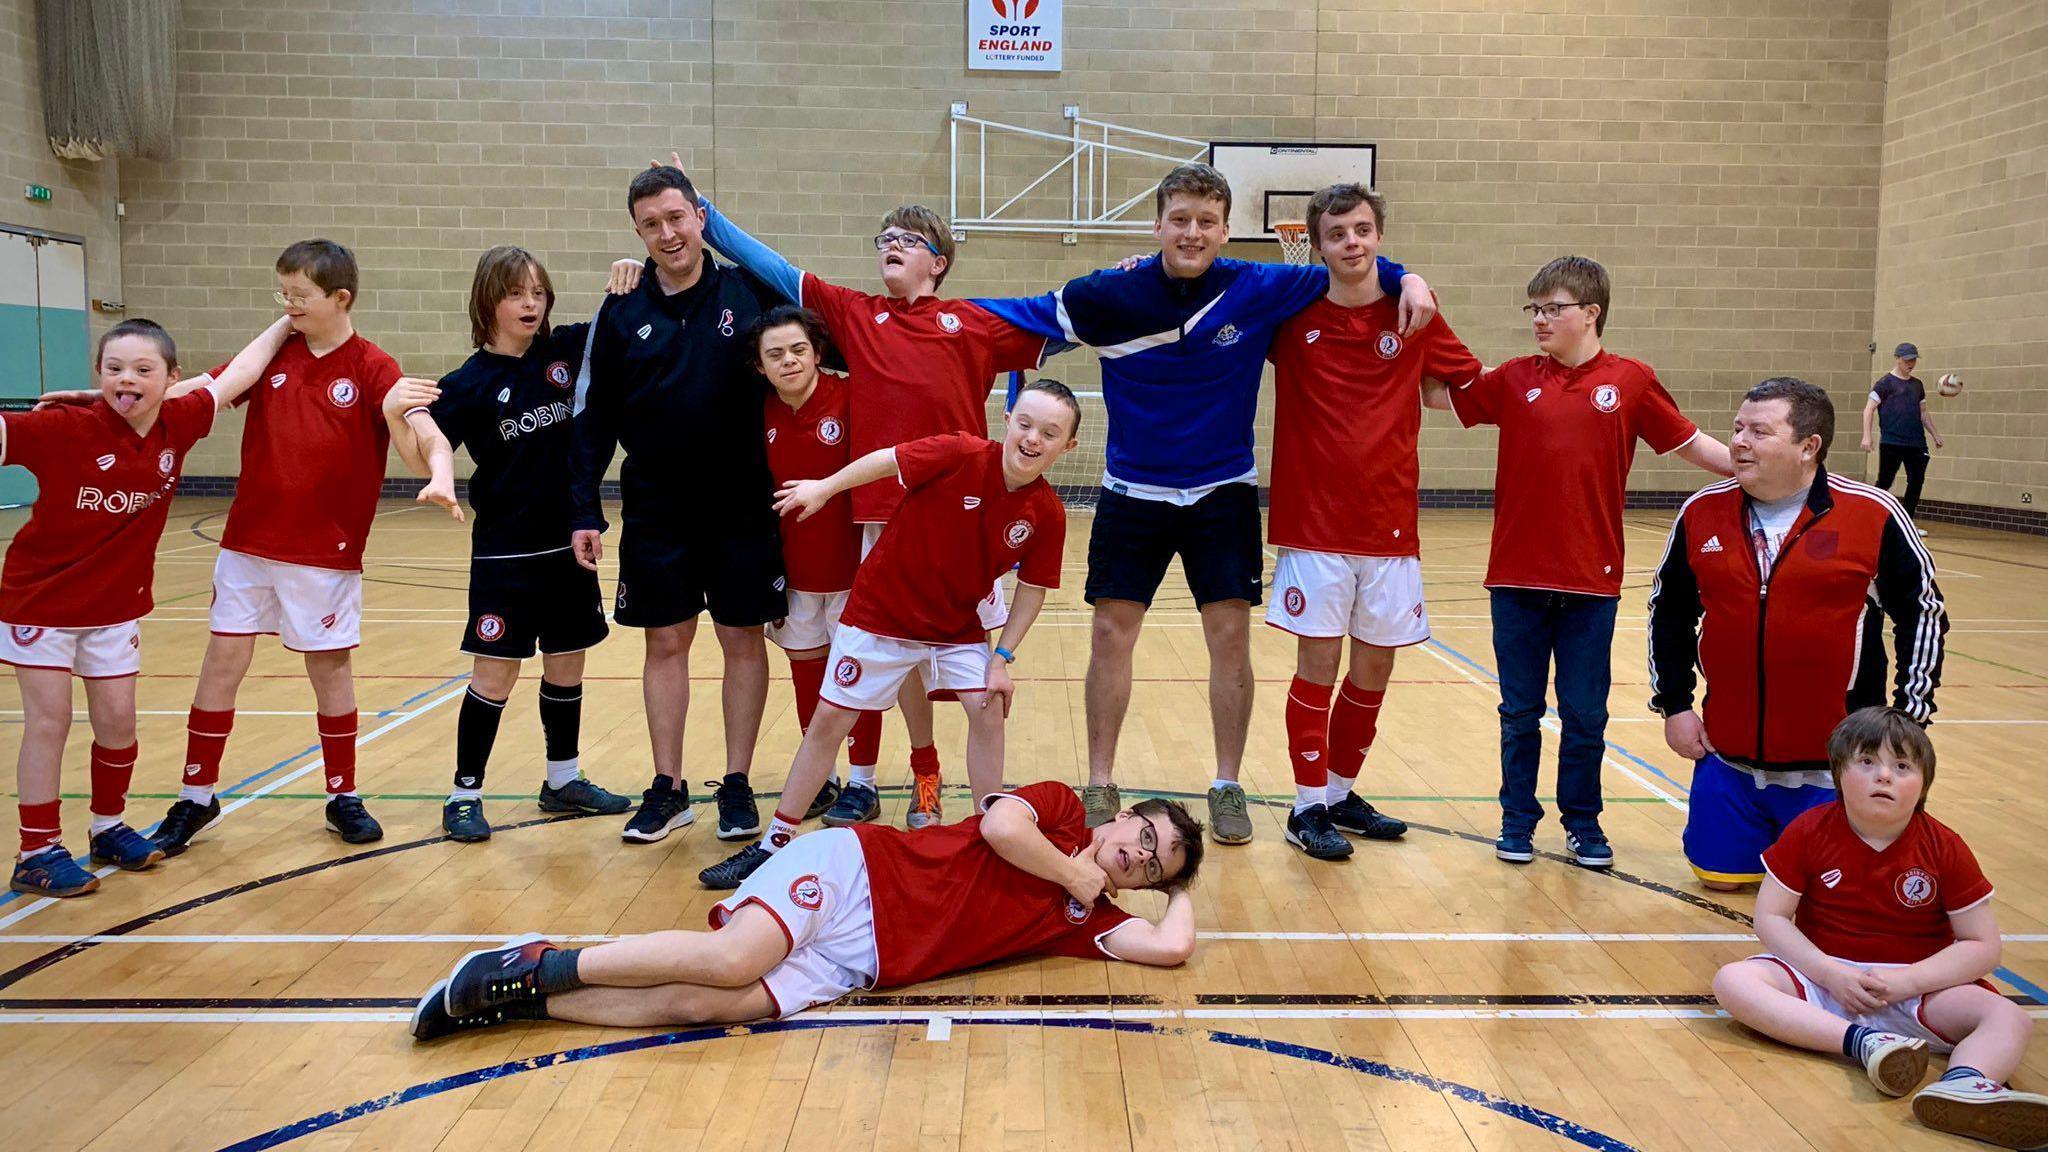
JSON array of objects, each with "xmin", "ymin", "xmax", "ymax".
[{"xmin": 967, "ymin": 0, "xmax": 1062, "ymax": 72}]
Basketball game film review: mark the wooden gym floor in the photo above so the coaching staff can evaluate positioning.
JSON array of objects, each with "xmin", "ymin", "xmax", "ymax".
[{"xmin": 2, "ymin": 497, "xmax": 2046, "ymax": 1152}]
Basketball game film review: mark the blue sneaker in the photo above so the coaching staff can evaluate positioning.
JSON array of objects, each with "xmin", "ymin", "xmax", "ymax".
[
  {"xmin": 1494, "ymin": 830, "xmax": 1535, "ymax": 864},
  {"xmin": 88, "ymin": 823, "xmax": 165, "ymax": 871},
  {"xmin": 11, "ymin": 846, "xmax": 100, "ymax": 897},
  {"xmin": 820, "ymin": 780, "xmax": 880, "ymax": 827},
  {"xmin": 1566, "ymin": 829, "xmax": 1614, "ymax": 869}
]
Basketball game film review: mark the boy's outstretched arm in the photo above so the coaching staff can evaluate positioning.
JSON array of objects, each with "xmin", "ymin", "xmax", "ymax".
[{"xmin": 772, "ymin": 446, "xmax": 899, "ymax": 521}]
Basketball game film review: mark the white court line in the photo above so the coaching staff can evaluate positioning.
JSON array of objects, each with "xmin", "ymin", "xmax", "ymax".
[
  {"xmin": 1414, "ymin": 642, "xmax": 1690, "ymax": 812},
  {"xmin": 11, "ymin": 930, "xmax": 2046, "ymax": 945},
  {"xmin": 0, "ymin": 684, "xmax": 469, "ymax": 933},
  {"xmin": 0, "ymin": 710, "xmax": 316, "ymax": 718},
  {"xmin": 9, "ymin": 1006, "xmax": 2048, "ymax": 1027}
]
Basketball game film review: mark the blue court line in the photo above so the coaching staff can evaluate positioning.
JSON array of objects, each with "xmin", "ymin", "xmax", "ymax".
[
  {"xmin": 1, "ymin": 673, "xmax": 471, "ymax": 908},
  {"xmin": 1426, "ymin": 636, "xmax": 1694, "ymax": 798},
  {"xmin": 1995, "ymin": 967, "xmax": 2048, "ymax": 1006},
  {"xmin": 212, "ymin": 1018, "xmax": 1639, "ymax": 1152}
]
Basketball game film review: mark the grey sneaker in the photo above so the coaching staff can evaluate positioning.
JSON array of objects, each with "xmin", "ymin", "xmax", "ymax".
[
  {"xmin": 1080, "ymin": 783, "xmax": 1121, "ymax": 828},
  {"xmin": 1207, "ymin": 784, "xmax": 1253, "ymax": 845}
]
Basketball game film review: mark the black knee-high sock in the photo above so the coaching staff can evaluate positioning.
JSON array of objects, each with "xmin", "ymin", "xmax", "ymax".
[
  {"xmin": 454, "ymin": 686, "xmax": 507, "ymax": 796},
  {"xmin": 538, "ymin": 680, "xmax": 582, "ymax": 766}
]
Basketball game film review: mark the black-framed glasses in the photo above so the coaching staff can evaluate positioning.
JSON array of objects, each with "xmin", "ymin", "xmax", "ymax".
[
  {"xmin": 873, "ymin": 231, "xmax": 938, "ymax": 255},
  {"xmin": 1522, "ymin": 301, "xmax": 1592, "ymax": 320},
  {"xmin": 1135, "ymin": 816, "xmax": 1166, "ymax": 885}
]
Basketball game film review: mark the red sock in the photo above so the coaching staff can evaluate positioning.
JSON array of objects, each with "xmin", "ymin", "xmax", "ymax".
[
  {"xmin": 182, "ymin": 707, "xmax": 235, "ymax": 789},
  {"xmin": 910, "ymin": 742, "xmax": 941, "ymax": 779},
  {"xmin": 788, "ymin": 655, "xmax": 826, "ymax": 734},
  {"xmin": 89, "ymin": 742, "xmax": 138, "ymax": 821},
  {"xmin": 1328, "ymin": 681, "xmax": 1386, "ymax": 781},
  {"xmin": 317, "ymin": 711, "xmax": 359, "ymax": 795},
  {"xmin": 847, "ymin": 710, "xmax": 882, "ymax": 771},
  {"xmin": 18, "ymin": 799, "xmax": 60, "ymax": 856},
  {"xmin": 1285, "ymin": 676, "xmax": 1335, "ymax": 788}
]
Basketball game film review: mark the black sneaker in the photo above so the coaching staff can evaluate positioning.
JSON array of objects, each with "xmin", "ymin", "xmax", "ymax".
[
  {"xmin": 325, "ymin": 795, "xmax": 384, "ymax": 844},
  {"xmin": 538, "ymin": 776, "xmax": 632, "ymax": 815},
  {"xmin": 442, "ymin": 798, "xmax": 491, "ymax": 842},
  {"xmin": 698, "ymin": 841, "xmax": 773, "ymax": 890},
  {"xmin": 806, "ymin": 778, "xmax": 842, "ymax": 822},
  {"xmin": 712, "ymin": 773, "xmax": 761, "ymax": 841},
  {"xmin": 149, "ymin": 795, "xmax": 223, "ymax": 857},
  {"xmin": 411, "ymin": 978, "xmax": 547, "ymax": 1042},
  {"xmin": 1284, "ymin": 804, "xmax": 1354, "ymax": 861},
  {"xmin": 621, "ymin": 778, "xmax": 694, "ymax": 843},
  {"xmin": 1328, "ymin": 793, "xmax": 1408, "ymax": 840},
  {"xmin": 442, "ymin": 933, "xmax": 552, "ymax": 1018},
  {"xmin": 821, "ymin": 780, "xmax": 881, "ymax": 827}
]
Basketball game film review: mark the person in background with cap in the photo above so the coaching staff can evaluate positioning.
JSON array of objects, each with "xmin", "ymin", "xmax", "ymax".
[{"xmin": 1861, "ymin": 342, "xmax": 1944, "ymax": 532}]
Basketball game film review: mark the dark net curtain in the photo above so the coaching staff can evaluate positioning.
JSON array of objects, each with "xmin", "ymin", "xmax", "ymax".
[{"xmin": 36, "ymin": 0, "xmax": 179, "ymax": 160}]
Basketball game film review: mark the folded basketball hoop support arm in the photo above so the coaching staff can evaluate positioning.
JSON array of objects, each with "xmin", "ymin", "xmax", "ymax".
[{"xmin": 948, "ymin": 102, "xmax": 1210, "ymax": 243}]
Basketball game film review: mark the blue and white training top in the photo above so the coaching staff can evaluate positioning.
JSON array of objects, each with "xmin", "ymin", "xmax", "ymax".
[{"xmin": 975, "ymin": 255, "xmax": 1407, "ymax": 491}]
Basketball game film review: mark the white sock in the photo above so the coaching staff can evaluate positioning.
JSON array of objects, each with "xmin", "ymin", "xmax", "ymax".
[
  {"xmin": 179, "ymin": 784, "xmax": 215, "ymax": 804},
  {"xmin": 449, "ymin": 787, "xmax": 483, "ymax": 802},
  {"xmin": 545, "ymin": 758, "xmax": 580, "ymax": 789},
  {"xmin": 1326, "ymin": 772, "xmax": 1357, "ymax": 807},
  {"xmin": 763, "ymin": 814, "xmax": 800, "ymax": 852},
  {"xmin": 89, "ymin": 813, "xmax": 122, "ymax": 834},
  {"xmin": 849, "ymin": 763, "xmax": 878, "ymax": 789},
  {"xmin": 1211, "ymin": 778, "xmax": 1240, "ymax": 793},
  {"xmin": 1293, "ymin": 786, "xmax": 1324, "ymax": 814}
]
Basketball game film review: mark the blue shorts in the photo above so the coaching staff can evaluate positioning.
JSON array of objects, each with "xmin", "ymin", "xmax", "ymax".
[{"xmin": 1681, "ymin": 753, "xmax": 1835, "ymax": 884}]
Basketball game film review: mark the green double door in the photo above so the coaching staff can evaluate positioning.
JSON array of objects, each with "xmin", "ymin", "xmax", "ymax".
[{"xmin": 0, "ymin": 228, "xmax": 91, "ymax": 507}]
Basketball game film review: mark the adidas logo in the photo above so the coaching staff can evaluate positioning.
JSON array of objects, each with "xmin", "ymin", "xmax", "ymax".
[
  {"xmin": 1699, "ymin": 535, "xmax": 1723, "ymax": 554},
  {"xmin": 636, "ymin": 324, "xmax": 653, "ymax": 340},
  {"xmin": 95, "ymin": 454, "xmax": 116, "ymax": 471}
]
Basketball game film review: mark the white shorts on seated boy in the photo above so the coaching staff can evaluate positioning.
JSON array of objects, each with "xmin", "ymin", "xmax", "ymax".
[
  {"xmin": 0, "ymin": 620, "xmax": 142, "ymax": 679},
  {"xmin": 1749, "ymin": 953, "xmax": 1978, "ymax": 1051},
  {"xmin": 819, "ymin": 623, "xmax": 988, "ymax": 713},
  {"xmin": 208, "ymin": 548, "xmax": 362, "ymax": 652},
  {"xmin": 1264, "ymin": 548, "xmax": 1430, "ymax": 647}
]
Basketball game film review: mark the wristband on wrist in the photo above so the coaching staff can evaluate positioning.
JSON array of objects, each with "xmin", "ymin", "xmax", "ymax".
[{"xmin": 993, "ymin": 646, "xmax": 1015, "ymax": 664}]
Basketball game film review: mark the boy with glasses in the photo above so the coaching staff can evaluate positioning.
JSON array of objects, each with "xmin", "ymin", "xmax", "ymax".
[{"xmin": 1442, "ymin": 256, "xmax": 1730, "ymax": 869}]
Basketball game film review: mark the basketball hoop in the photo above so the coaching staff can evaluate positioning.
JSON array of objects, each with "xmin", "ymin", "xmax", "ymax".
[{"xmin": 1273, "ymin": 222, "xmax": 1313, "ymax": 265}]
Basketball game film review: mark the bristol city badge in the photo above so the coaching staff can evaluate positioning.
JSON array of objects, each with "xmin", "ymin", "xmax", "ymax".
[
  {"xmin": 1375, "ymin": 331, "xmax": 1402, "ymax": 359},
  {"xmin": 327, "ymin": 378, "xmax": 359, "ymax": 408},
  {"xmin": 1592, "ymin": 384, "xmax": 1620, "ymax": 412}
]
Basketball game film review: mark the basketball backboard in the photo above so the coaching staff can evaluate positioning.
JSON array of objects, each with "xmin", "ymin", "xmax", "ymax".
[{"xmin": 1206, "ymin": 141, "xmax": 1377, "ymax": 242}]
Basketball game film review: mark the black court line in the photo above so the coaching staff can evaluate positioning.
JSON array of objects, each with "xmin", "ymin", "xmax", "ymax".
[{"xmin": 0, "ymin": 992, "xmax": 1720, "ymax": 1011}]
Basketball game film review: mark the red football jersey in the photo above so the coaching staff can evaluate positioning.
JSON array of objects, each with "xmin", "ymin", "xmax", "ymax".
[
  {"xmin": 800, "ymin": 274, "xmax": 1046, "ymax": 523},
  {"xmin": 1448, "ymin": 350, "xmax": 1697, "ymax": 597},
  {"xmin": 840, "ymin": 434, "xmax": 1065, "ymax": 645},
  {"xmin": 0, "ymin": 391, "xmax": 217, "ymax": 627},
  {"xmin": 764, "ymin": 374, "xmax": 860, "ymax": 594},
  {"xmin": 217, "ymin": 332, "xmax": 402, "ymax": 571},
  {"xmin": 1268, "ymin": 298, "xmax": 1482, "ymax": 556},
  {"xmin": 854, "ymin": 781, "xmax": 1137, "ymax": 988},
  {"xmin": 1762, "ymin": 802, "xmax": 1993, "ymax": 966}
]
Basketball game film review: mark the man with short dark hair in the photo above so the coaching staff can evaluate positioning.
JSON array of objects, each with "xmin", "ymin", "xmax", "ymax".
[
  {"xmin": 1861, "ymin": 342, "xmax": 1944, "ymax": 527},
  {"xmin": 569, "ymin": 164, "xmax": 789, "ymax": 845},
  {"xmin": 1649, "ymin": 376, "xmax": 1947, "ymax": 891}
]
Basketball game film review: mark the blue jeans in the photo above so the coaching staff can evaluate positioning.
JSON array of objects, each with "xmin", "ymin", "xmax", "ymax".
[{"xmin": 1489, "ymin": 588, "xmax": 1618, "ymax": 837}]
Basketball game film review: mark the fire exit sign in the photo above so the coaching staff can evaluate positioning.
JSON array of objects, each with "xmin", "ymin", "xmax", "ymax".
[{"xmin": 23, "ymin": 184, "xmax": 52, "ymax": 202}]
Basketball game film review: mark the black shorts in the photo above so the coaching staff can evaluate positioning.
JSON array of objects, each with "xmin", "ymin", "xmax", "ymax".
[
  {"xmin": 464, "ymin": 549, "xmax": 611, "ymax": 659},
  {"xmin": 615, "ymin": 527, "xmax": 787, "ymax": 630},
  {"xmin": 1084, "ymin": 483, "xmax": 1263, "ymax": 608}
]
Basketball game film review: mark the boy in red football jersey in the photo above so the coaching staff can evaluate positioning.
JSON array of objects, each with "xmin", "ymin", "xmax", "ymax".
[
  {"xmin": 1713, "ymin": 708, "xmax": 2045, "ymax": 1148},
  {"xmin": 1265, "ymin": 184, "xmax": 1483, "ymax": 862},
  {"xmin": 615, "ymin": 156, "xmax": 1049, "ymax": 829},
  {"xmin": 694, "ymin": 380, "xmax": 1080, "ymax": 889},
  {"xmin": 750, "ymin": 305, "xmax": 884, "ymax": 822},
  {"xmin": 148, "ymin": 239, "xmax": 437, "ymax": 853},
  {"xmin": 409, "ymin": 781, "xmax": 1202, "ymax": 1038},
  {"xmin": 3, "ymin": 317, "xmax": 290, "ymax": 896},
  {"xmin": 1443, "ymin": 256, "xmax": 1731, "ymax": 869}
]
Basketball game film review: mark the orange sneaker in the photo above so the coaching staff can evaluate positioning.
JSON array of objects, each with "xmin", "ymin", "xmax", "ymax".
[{"xmin": 907, "ymin": 770, "xmax": 944, "ymax": 830}]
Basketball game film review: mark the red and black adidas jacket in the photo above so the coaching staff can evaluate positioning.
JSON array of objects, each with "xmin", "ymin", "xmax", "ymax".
[{"xmin": 1647, "ymin": 466, "xmax": 1946, "ymax": 773}]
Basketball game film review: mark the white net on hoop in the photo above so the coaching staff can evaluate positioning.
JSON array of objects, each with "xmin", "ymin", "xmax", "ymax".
[{"xmin": 1274, "ymin": 223, "xmax": 1313, "ymax": 265}]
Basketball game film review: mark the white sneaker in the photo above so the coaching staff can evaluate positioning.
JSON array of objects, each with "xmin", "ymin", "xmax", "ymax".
[
  {"xmin": 1913, "ymin": 1077, "xmax": 2048, "ymax": 1149},
  {"xmin": 1916, "ymin": 526, "xmax": 1929, "ymax": 538},
  {"xmin": 1859, "ymin": 1031, "xmax": 1930, "ymax": 1097}
]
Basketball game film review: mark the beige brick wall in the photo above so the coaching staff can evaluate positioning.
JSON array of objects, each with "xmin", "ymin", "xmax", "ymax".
[
  {"xmin": 0, "ymin": 0, "xmax": 123, "ymax": 353},
  {"xmin": 1870, "ymin": 0, "xmax": 2047, "ymax": 512},
  {"xmin": 66, "ymin": 1, "xmax": 1905, "ymax": 495}
]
